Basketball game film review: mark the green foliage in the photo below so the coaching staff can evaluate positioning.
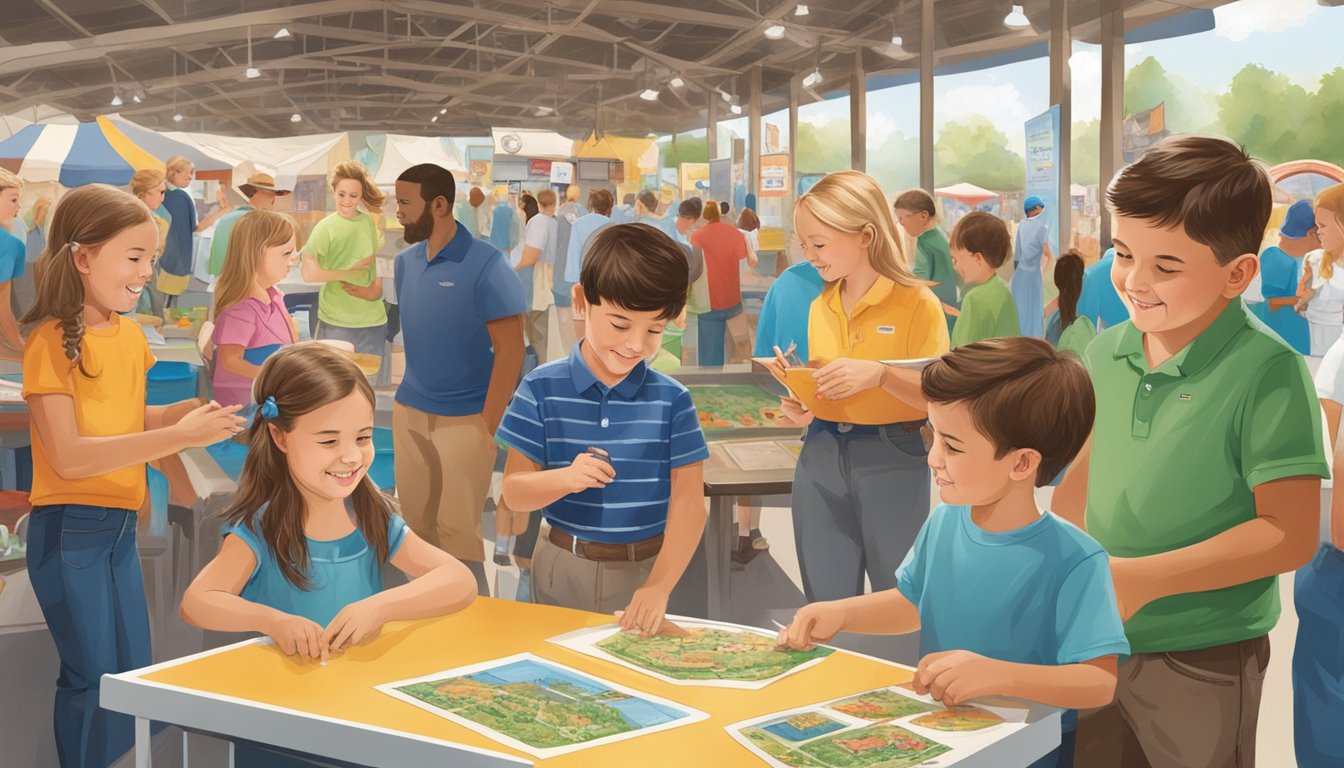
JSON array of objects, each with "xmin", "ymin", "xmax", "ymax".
[
  {"xmin": 1071, "ymin": 119, "xmax": 1100, "ymax": 187},
  {"xmin": 1218, "ymin": 65, "xmax": 1321, "ymax": 165},
  {"xmin": 868, "ymin": 131, "xmax": 921, "ymax": 194},
  {"xmin": 1124, "ymin": 56, "xmax": 1221, "ymax": 134},
  {"xmin": 794, "ymin": 119, "xmax": 852, "ymax": 174},
  {"xmin": 934, "ymin": 117, "xmax": 1025, "ymax": 191},
  {"xmin": 659, "ymin": 134, "xmax": 709, "ymax": 168}
]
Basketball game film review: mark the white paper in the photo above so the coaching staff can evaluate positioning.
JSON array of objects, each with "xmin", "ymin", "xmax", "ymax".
[
  {"xmin": 375, "ymin": 652, "xmax": 707, "ymax": 759},
  {"xmin": 726, "ymin": 684, "xmax": 1053, "ymax": 768},
  {"xmin": 721, "ymin": 441, "xmax": 798, "ymax": 472},
  {"xmin": 547, "ymin": 616, "xmax": 834, "ymax": 690}
]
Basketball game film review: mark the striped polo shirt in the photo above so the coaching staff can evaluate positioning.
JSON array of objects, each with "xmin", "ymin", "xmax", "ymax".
[{"xmin": 498, "ymin": 342, "xmax": 710, "ymax": 544}]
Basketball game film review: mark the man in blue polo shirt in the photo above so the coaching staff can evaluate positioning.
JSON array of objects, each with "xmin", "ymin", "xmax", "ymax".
[
  {"xmin": 499, "ymin": 222, "xmax": 709, "ymax": 635},
  {"xmin": 393, "ymin": 163, "xmax": 527, "ymax": 594}
]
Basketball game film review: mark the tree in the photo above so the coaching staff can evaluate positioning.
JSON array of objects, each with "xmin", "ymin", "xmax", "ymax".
[
  {"xmin": 659, "ymin": 134, "xmax": 708, "ymax": 168},
  {"xmin": 794, "ymin": 119, "xmax": 851, "ymax": 174},
  {"xmin": 1306, "ymin": 68, "xmax": 1344, "ymax": 165},
  {"xmin": 934, "ymin": 117, "xmax": 1025, "ymax": 191},
  {"xmin": 867, "ymin": 131, "xmax": 920, "ymax": 194},
  {"xmin": 1218, "ymin": 64, "xmax": 1319, "ymax": 165},
  {"xmin": 1071, "ymin": 120, "xmax": 1100, "ymax": 187},
  {"xmin": 1124, "ymin": 56, "xmax": 1221, "ymax": 135}
]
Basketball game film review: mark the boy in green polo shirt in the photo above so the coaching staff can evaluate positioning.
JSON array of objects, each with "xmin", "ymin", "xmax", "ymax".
[
  {"xmin": 948, "ymin": 211, "xmax": 1020, "ymax": 347},
  {"xmin": 1057, "ymin": 135, "xmax": 1329, "ymax": 768}
]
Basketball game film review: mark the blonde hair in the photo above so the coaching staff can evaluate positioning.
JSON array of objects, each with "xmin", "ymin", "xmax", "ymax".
[
  {"xmin": 795, "ymin": 170, "xmax": 921, "ymax": 287},
  {"xmin": 330, "ymin": 160, "xmax": 385, "ymax": 216},
  {"xmin": 0, "ymin": 169, "xmax": 22, "ymax": 194},
  {"xmin": 1316, "ymin": 185, "xmax": 1344, "ymax": 281},
  {"xmin": 165, "ymin": 156, "xmax": 193, "ymax": 178},
  {"xmin": 20, "ymin": 185, "xmax": 154, "ymax": 376},
  {"xmin": 129, "ymin": 168, "xmax": 166, "ymax": 199},
  {"xmin": 702, "ymin": 200, "xmax": 722, "ymax": 224},
  {"xmin": 215, "ymin": 210, "xmax": 298, "ymax": 318},
  {"xmin": 566, "ymin": 185, "xmax": 582, "ymax": 202}
]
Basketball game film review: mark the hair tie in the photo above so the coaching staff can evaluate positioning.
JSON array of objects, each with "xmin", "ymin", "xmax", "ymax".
[
  {"xmin": 259, "ymin": 396, "xmax": 279, "ymax": 421},
  {"xmin": 68, "ymin": 241, "xmax": 80, "ymax": 252}
]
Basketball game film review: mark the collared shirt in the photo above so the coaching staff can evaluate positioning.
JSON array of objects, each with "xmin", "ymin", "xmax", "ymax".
[
  {"xmin": 1084, "ymin": 300, "xmax": 1328, "ymax": 653},
  {"xmin": 551, "ymin": 202, "xmax": 585, "ymax": 306},
  {"xmin": 1014, "ymin": 213, "xmax": 1049, "ymax": 272},
  {"xmin": 1077, "ymin": 250, "xmax": 1129, "ymax": 331},
  {"xmin": 754, "ymin": 261, "xmax": 824, "ymax": 360},
  {"xmin": 394, "ymin": 220, "xmax": 526, "ymax": 416},
  {"xmin": 497, "ymin": 342, "xmax": 710, "ymax": 544},
  {"xmin": 564, "ymin": 212, "xmax": 613, "ymax": 285},
  {"xmin": 808, "ymin": 275, "xmax": 950, "ymax": 424},
  {"xmin": 161, "ymin": 187, "xmax": 198, "ymax": 277},
  {"xmin": 211, "ymin": 286, "xmax": 296, "ymax": 407},
  {"xmin": 0, "ymin": 228, "xmax": 24, "ymax": 283},
  {"xmin": 1256, "ymin": 245, "xmax": 1309, "ymax": 355},
  {"xmin": 207, "ymin": 204, "xmax": 254, "ymax": 277},
  {"xmin": 914, "ymin": 228, "xmax": 959, "ymax": 310},
  {"xmin": 951, "ymin": 277, "xmax": 1019, "ymax": 348}
]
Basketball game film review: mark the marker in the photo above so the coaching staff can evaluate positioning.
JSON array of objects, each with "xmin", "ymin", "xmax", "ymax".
[{"xmin": 587, "ymin": 446, "xmax": 612, "ymax": 465}]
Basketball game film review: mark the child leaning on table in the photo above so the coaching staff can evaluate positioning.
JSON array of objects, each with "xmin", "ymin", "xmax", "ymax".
[
  {"xmin": 181, "ymin": 342, "xmax": 477, "ymax": 660},
  {"xmin": 778, "ymin": 337, "xmax": 1129, "ymax": 768},
  {"xmin": 498, "ymin": 222, "xmax": 709, "ymax": 637}
]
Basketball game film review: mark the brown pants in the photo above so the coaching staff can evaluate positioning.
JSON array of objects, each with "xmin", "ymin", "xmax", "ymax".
[
  {"xmin": 1075, "ymin": 635, "xmax": 1270, "ymax": 768},
  {"xmin": 525, "ymin": 309, "xmax": 550, "ymax": 364},
  {"xmin": 392, "ymin": 402, "xmax": 492, "ymax": 563},
  {"xmin": 530, "ymin": 526, "xmax": 655, "ymax": 614}
]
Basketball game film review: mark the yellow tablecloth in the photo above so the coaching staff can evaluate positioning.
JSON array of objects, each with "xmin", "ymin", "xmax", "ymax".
[{"xmin": 143, "ymin": 598, "xmax": 916, "ymax": 765}]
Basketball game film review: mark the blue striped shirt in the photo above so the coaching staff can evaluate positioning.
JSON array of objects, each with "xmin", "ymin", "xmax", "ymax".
[{"xmin": 498, "ymin": 342, "xmax": 710, "ymax": 544}]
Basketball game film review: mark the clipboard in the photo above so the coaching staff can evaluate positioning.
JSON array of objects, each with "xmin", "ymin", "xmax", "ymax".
[{"xmin": 779, "ymin": 367, "xmax": 895, "ymax": 424}]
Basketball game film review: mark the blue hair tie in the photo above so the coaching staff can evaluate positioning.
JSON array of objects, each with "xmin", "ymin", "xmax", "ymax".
[{"xmin": 259, "ymin": 396, "xmax": 279, "ymax": 421}]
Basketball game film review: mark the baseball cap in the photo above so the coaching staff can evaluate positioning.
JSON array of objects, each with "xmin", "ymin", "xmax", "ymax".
[
  {"xmin": 1281, "ymin": 200, "xmax": 1316, "ymax": 239},
  {"xmin": 1023, "ymin": 195, "xmax": 1045, "ymax": 213}
]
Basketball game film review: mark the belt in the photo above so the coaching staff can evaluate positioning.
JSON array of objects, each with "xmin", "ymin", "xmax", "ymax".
[
  {"xmin": 807, "ymin": 419, "xmax": 925, "ymax": 437},
  {"xmin": 547, "ymin": 527, "xmax": 663, "ymax": 562}
]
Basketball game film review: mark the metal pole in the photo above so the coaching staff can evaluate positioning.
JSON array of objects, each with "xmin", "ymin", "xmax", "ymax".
[
  {"xmin": 750, "ymin": 66, "xmax": 763, "ymax": 205},
  {"xmin": 850, "ymin": 51, "xmax": 867, "ymax": 173},
  {"xmin": 1099, "ymin": 0, "xmax": 1124, "ymax": 250},
  {"xmin": 1051, "ymin": 0, "xmax": 1072, "ymax": 252},
  {"xmin": 920, "ymin": 0, "xmax": 935, "ymax": 191}
]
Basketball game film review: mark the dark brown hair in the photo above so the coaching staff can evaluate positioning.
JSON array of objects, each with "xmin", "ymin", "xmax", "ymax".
[
  {"xmin": 949, "ymin": 211, "xmax": 1011, "ymax": 268},
  {"xmin": 737, "ymin": 208, "xmax": 760, "ymax": 232},
  {"xmin": 1107, "ymin": 134, "xmax": 1272, "ymax": 265},
  {"xmin": 922, "ymin": 337, "xmax": 1095, "ymax": 486},
  {"xmin": 221, "ymin": 342, "xmax": 394, "ymax": 589},
  {"xmin": 520, "ymin": 192, "xmax": 539, "ymax": 223},
  {"xmin": 581, "ymin": 223, "xmax": 689, "ymax": 320},
  {"xmin": 636, "ymin": 189, "xmax": 659, "ymax": 213},
  {"xmin": 1053, "ymin": 250, "xmax": 1086, "ymax": 330},
  {"xmin": 893, "ymin": 189, "xmax": 937, "ymax": 218},
  {"xmin": 588, "ymin": 189, "xmax": 614, "ymax": 217}
]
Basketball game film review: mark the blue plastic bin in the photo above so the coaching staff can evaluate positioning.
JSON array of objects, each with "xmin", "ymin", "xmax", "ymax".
[{"xmin": 146, "ymin": 362, "xmax": 198, "ymax": 406}]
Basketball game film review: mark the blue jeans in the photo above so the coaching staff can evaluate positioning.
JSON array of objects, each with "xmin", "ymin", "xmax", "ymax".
[
  {"xmin": 696, "ymin": 304, "xmax": 742, "ymax": 367},
  {"xmin": 1293, "ymin": 544, "xmax": 1344, "ymax": 767},
  {"xmin": 27, "ymin": 505, "xmax": 152, "ymax": 768}
]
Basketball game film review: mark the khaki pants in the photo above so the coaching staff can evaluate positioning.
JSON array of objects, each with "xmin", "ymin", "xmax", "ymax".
[
  {"xmin": 530, "ymin": 526, "xmax": 655, "ymax": 614},
  {"xmin": 392, "ymin": 402, "xmax": 492, "ymax": 563},
  {"xmin": 1075, "ymin": 635, "xmax": 1270, "ymax": 768},
  {"xmin": 554, "ymin": 306, "xmax": 579, "ymax": 356},
  {"xmin": 525, "ymin": 309, "xmax": 550, "ymax": 364}
]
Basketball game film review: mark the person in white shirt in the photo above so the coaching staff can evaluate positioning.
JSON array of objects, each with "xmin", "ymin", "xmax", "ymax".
[
  {"xmin": 519, "ymin": 189, "xmax": 559, "ymax": 363},
  {"xmin": 1297, "ymin": 246, "xmax": 1344, "ymax": 356}
]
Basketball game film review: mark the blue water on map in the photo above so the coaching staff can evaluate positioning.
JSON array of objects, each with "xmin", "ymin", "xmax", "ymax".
[
  {"xmin": 763, "ymin": 716, "xmax": 846, "ymax": 742},
  {"xmin": 606, "ymin": 698, "xmax": 685, "ymax": 728},
  {"xmin": 469, "ymin": 660, "xmax": 607, "ymax": 695}
]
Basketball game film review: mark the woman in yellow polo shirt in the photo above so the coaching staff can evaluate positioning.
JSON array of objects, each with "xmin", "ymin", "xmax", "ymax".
[{"xmin": 776, "ymin": 170, "xmax": 950, "ymax": 608}]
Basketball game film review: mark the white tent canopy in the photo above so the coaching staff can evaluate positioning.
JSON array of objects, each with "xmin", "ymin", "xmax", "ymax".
[
  {"xmin": 491, "ymin": 128, "xmax": 575, "ymax": 161},
  {"xmin": 374, "ymin": 134, "xmax": 465, "ymax": 186},
  {"xmin": 175, "ymin": 130, "xmax": 351, "ymax": 190}
]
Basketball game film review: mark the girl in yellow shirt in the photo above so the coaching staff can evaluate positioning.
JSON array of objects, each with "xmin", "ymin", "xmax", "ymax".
[
  {"xmin": 775, "ymin": 170, "xmax": 950, "ymax": 608},
  {"xmin": 20, "ymin": 184, "xmax": 246, "ymax": 768}
]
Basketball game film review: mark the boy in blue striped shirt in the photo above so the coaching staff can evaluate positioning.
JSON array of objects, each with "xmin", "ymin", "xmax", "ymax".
[{"xmin": 500, "ymin": 223, "xmax": 710, "ymax": 635}]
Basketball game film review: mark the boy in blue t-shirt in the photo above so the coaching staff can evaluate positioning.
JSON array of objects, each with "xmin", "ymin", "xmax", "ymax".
[
  {"xmin": 779, "ymin": 337, "xmax": 1128, "ymax": 766},
  {"xmin": 499, "ymin": 222, "xmax": 709, "ymax": 636}
]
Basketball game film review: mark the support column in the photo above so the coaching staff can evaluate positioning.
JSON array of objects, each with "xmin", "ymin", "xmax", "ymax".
[
  {"xmin": 787, "ymin": 75, "xmax": 800, "ymax": 244},
  {"xmin": 1050, "ymin": 0, "xmax": 1072, "ymax": 251},
  {"xmin": 1099, "ymin": 0, "xmax": 1124, "ymax": 249},
  {"xmin": 920, "ymin": 0, "xmax": 935, "ymax": 191},
  {"xmin": 850, "ymin": 51, "xmax": 866, "ymax": 173},
  {"xmin": 707, "ymin": 91, "xmax": 719, "ymax": 161},
  {"xmin": 750, "ymin": 66, "xmax": 762, "ymax": 204}
]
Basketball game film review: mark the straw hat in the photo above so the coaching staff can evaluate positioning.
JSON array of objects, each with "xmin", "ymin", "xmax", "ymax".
[{"xmin": 238, "ymin": 172, "xmax": 292, "ymax": 197}]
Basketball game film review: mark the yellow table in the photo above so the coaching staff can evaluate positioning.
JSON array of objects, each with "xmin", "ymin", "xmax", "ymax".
[{"xmin": 101, "ymin": 598, "xmax": 1062, "ymax": 767}]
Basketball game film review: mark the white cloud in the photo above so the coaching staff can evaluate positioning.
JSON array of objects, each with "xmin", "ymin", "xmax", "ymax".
[
  {"xmin": 1214, "ymin": 0, "xmax": 1317, "ymax": 43},
  {"xmin": 936, "ymin": 82, "xmax": 1032, "ymax": 153},
  {"xmin": 867, "ymin": 112, "xmax": 898, "ymax": 146},
  {"xmin": 1069, "ymin": 49, "xmax": 1101, "ymax": 123}
]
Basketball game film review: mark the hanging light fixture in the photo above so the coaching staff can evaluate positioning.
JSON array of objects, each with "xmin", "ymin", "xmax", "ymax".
[
  {"xmin": 795, "ymin": 4, "xmax": 809, "ymax": 16},
  {"xmin": 131, "ymin": 90, "xmax": 144, "ymax": 104},
  {"xmin": 1004, "ymin": 4, "xmax": 1031, "ymax": 29},
  {"xmin": 273, "ymin": 27, "xmax": 291, "ymax": 40},
  {"xmin": 439, "ymin": 108, "xmax": 447, "ymax": 115},
  {"xmin": 245, "ymin": 26, "xmax": 261, "ymax": 78},
  {"xmin": 730, "ymin": 104, "xmax": 742, "ymax": 115},
  {"xmin": 290, "ymin": 113, "xmax": 302, "ymax": 123},
  {"xmin": 640, "ymin": 89, "xmax": 660, "ymax": 101},
  {"xmin": 764, "ymin": 24, "xmax": 786, "ymax": 40},
  {"xmin": 669, "ymin": 76, "xmax": 684, "ymax": 89},
  {"xmin": 110, "ymin": 91, "xmax": 124, "ymax": 107},
  {"xmin": 173, "ymin": 113, "xmax": 184, "ymax": 123},
  {"xmin": 802, "ymin": 68, "xmax": 822, "ymax": 88}
]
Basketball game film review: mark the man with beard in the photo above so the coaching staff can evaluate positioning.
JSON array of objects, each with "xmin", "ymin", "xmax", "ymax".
[{"xmin": 392, "ymin": 164, "xmax": 527, "ymax": 594}]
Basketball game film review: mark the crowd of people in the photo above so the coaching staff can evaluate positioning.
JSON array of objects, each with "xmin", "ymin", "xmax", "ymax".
[{"xmin": 1, "ymin": 130, "xmax": 1342, "ymax": 768}]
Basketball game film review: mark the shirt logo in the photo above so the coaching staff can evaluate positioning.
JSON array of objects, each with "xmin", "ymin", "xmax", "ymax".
[
  {"xmin": 438, "ymin": 281, "xmax": 455, "ymax": 288},
  {"xmin": 1179, "ymin": 393, "xmax": 1192, "ymax": 401},
  {"xmin": 876, "ymin": 326, "xmax": 896, "ymax": 335}
]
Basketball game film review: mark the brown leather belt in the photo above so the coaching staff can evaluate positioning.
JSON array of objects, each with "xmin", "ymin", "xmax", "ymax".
[{"xmin": 547, "ymin": 527, "xmax": 663, "ymax": 562}]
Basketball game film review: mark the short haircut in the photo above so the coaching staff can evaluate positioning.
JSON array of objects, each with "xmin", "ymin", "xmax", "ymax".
[
  {"xmin": 893, "ymin": 188, "xmax": 937, "ymax": 217},
  {"xmin": 396, "ymin": 163, "xmax": 456, "ymax": 208},
  {"xmin": 588, "ymin": 188, "xmax": 614, "ymax": 216},
  {"xmin": 680, "ymin": 197, "xmax": 703, "ymax": 219},
  {"xmin": 636, "ymin": 189, "xmax": 659, "ymax": 213},
  {"xmin": 719, "ymin": 201, "xmax": 730, "ymax": 216},
  {"xmin": 949, "ymin": 211, "xmax": 1011, "ymax": 268},
  {"xmin": 1107, "ymin": 134, "xmax": 1272, "ymax": 265},
  {"xmin": 580, "ymin": 223, "xmax": 689, "ymax": 321},
  {"xmin": 922, "ymin": 337, "xmax": 1095, "ymax": 486},
  {"xmin": 623, "ymin": 193, "xmax": 636, "ymax": 206},
  {"xmin": 737, "ymin": 208, "xmax": 760, "ymax": 231},
  {"xmin": 0, "ymin": 168, "xmax": 24, "ymax": 193},
  {"xmin": 702, "ymin": 200, "xmax": 721, "ymax": 224},
  {"xmin": 537, "ymin": 189, "xmax": 557, "ymax": 207}
]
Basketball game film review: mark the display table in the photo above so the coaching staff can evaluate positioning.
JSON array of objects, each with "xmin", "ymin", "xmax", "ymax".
[{"xmin": 102, "ymin": 597, "xmax": 1061, "ymax": 767}]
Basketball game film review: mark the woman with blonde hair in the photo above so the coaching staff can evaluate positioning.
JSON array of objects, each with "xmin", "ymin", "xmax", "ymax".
[
  {"xmin": 130, "ymin": 168, "xmax": 172, "ymax": 315},
  {"xmin": 771, "ymin": 170, "xmax": 950, "ymax": 611},
  {"xmin": 300, "ymin": 160, "xmax": 385, "ymax": 356},
  {"xmin": 159, "ymin": 156, "xmax": 232, "ymax": 307},
  {"xmin": 1300, "ymin": 185, "xmax": 1344, "ymax": 359}
]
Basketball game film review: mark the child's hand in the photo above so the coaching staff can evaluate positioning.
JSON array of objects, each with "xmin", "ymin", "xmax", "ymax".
[
  {"xmin": 321, "ymin": 598, "xmax": 387, "ymax": 654},
  {"xmin": 776, "ymin": 602, "xmax": 844, "ymax": 651},
  {"xmin": 266, "ymin": 612, "xmax": 328, "ymax": 661},
  {"xmin": 340, "ymin": 281, "xmax": 381, "ymax": 301},
  {"xmin": 912, "ymin": 650, "xmax": 1007, "ymax": 707},
  {"xmin": 175, "ymin": 401, "xmax": 246, "ymax": 447},
  {"xmin": 618, "ymin": 586, "xmax": 670, "ymax": 636},
  {"xmin": 814, "ymin": 358, "xmax": 884, "ymax": 400},
  {"xmin": 350, "ymin": 255, "xmax": 376, "ymax": 271},
  {"xmin": 561, "ymin": 451, "xmax": 616, "ymax": 494},
  {"xmin": 778, "ymin": 396, "xmax": 813, "ymax": 427}
]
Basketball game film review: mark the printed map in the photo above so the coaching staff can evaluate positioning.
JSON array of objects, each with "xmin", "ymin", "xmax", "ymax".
[
  {"xmin": 743, "ymin": 721, "xmax": 951, "ymax": 768},
  {"xmin": 910, "ymin": 706, "xmax": 1005, "ymax": 732},
  {"xmin": 595, "ymin": 626, "xmax": 833, "ymax": 682}
]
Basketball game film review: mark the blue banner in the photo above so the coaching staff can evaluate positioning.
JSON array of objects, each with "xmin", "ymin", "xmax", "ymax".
[{"xmin": 1024, "ymin": 105, "xmax": 1061, "ymax": 257}]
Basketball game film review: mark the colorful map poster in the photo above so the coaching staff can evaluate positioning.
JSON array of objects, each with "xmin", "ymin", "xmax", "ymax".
[
  {"xmin": 548, "ymin": 617, "xmax": 834, "ymax": 690},
  {"xmin": 728, "ymin": 685, "xmax": 1055, "ymax": 767},
  {"xmin": 376, "ymin": 653, "xmax": 707, "ymax": 759}
]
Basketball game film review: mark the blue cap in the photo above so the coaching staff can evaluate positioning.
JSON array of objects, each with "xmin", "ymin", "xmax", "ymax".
[
  {"xmin": 1281, "ymin": 200, "xmax": 1316, "ymax": 239},
  {"xmin": 1023, "ymin": 195, "xmax": 1045, "ymax": 213}
]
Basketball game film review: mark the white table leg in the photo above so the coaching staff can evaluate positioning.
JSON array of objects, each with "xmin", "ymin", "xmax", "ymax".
[
  {"xmin": 135, "ymin": 717, "xmax": 151, "ymax": 768},
  {"xmin": 182, "ymin": 730, "xmax": 189, "ymax": 768}
]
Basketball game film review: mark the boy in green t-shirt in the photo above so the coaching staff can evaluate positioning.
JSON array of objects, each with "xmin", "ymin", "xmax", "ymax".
[
  {"xmin": 948, "ymin": 211, "xmax": 1020, "ymax": 347},
  {"xmin": 1057, "ymin": 135, "xmax": 1329, "ymax": 768}
]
